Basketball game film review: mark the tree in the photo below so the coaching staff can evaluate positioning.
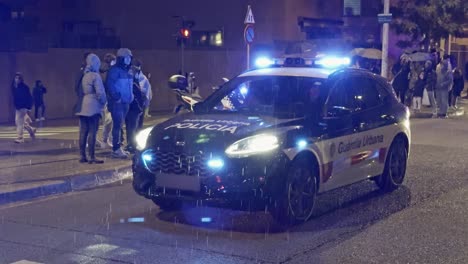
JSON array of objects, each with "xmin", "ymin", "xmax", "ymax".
[{"xmin": 391, "ymin": 0, "xmax": 468, "ymax": 49}]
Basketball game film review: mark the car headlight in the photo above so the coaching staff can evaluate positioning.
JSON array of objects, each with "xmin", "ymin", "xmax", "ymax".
[
  {"xmin": 135, "ymin": 126, "xmax": 153, "ymax": 150},
  {"xmin": 225, "ymin": 134, "xmax": 279, "ymax": 158}
]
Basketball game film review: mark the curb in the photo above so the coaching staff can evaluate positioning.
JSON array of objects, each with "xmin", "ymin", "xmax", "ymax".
[
  {"xmin": 411, "ymin": 109, "xmax": 465, "ymax": 119},
  {"xmin": 0, "ymin": 166, "xmax": 132, "ymax": 205}
]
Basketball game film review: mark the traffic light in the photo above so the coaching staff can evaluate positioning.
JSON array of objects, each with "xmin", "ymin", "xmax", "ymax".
[{"xmin": 180, "ymin": 28, "xmax": 191, "ymax": 39}]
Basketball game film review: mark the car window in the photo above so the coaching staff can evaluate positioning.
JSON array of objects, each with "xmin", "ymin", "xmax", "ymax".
[
  {"xmin": 208, "ymin": 76, "xmax": 326, "ymax": 119},
  {"xmin": 350, "ymin": 76, "xmax": 381, "ymax": 111},
  {"xmin": 326, "ymin": 78, "xmax": 354, "ymax": 117}
]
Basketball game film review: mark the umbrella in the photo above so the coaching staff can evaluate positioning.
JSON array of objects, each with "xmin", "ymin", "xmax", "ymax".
[
  {"xmin": 355, "ymin": 48, "xmax": 382, "ymax": 60},
  {"xmin": 350, "ymin": 48, "xmax": 365, "ymax": 56},
  {"xmin": 408, "ymin": 52, "xmax": 431, "ymax": 62}
]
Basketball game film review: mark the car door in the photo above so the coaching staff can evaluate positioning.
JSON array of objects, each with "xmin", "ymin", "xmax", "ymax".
[
  {"xmin": 348, "ymin": 74, "xmax": 388, "ymax": 181},
  {"xmin": 318, "ymin": 75, "xmax": 360, "ymax": 192}
]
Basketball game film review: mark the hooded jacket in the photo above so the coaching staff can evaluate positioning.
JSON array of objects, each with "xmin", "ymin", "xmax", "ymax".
[
  {"xmin": 12, "ymin": 82, "xmax": 33, "ymax": 110},
  {"xmin": 105, "ymin": 56, "xmax": 134, "ymax": 108},
  {"xmin": 436, "ymin": 62, "xmax": 453, "ymax": 91},
  {"xmin": 76, "ymin": 54, "xmax": 107, "ymax": 117}
]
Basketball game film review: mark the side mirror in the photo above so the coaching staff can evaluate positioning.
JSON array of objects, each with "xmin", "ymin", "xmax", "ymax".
[
  {"xmin": 327, "ymin": 106, "xmax": 352, "ymax": 118},
  {"xmin": 168, "ymin": 75, "xmax": 188, "ymax": 90}
]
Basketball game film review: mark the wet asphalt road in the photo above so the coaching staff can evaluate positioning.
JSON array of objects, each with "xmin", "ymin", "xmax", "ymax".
[{"xmin": 1, "ymin": 118, "xmax": 468, "ymax": 264}]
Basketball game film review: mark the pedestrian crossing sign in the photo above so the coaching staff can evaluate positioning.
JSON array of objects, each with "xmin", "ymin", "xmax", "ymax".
[{"xmin": 244, "ymin": 5, "xmax": 255, "ymax": 24}]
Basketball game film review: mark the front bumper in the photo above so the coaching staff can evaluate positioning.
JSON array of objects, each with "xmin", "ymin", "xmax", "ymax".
[{"xmin": 132, "ymin": 149, "xmax": 289, "ymax": 205}]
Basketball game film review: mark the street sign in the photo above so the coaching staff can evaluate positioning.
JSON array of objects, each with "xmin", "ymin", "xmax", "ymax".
[
  {"xmin": 244, "ymin": 25, "xmax": 255, "ymax": 44},
  {"xmin": 378, "ymin": 13, "xmax": 392, "ymax": 24},
  {"xmin": 244, "ymin": 5, "xmax": 255, "ymax": 24}
]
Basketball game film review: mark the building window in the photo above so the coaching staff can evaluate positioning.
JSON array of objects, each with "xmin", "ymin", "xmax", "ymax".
[
  {"xmin": 11, "ymin": 10, "xmax": 24, "ymax": 19},
  {"xmin": 343, "ymin": 0, "xmax": 361, "ymax": 16}
]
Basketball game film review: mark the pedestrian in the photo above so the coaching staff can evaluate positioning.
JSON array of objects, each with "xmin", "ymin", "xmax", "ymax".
[
  {"xmin": 97, "ymin": 53, "xmax": 117, "ymax": 149},
  {"xmin": 435, "ymin": 55, "xmax": 453, "ymax": 118},
  {"xmin": 133, "ymin": 59, "xmax": 152, "ymax": 129},
  {"xmin": 73, "ymin": 52, "xmax": 91, "ymax": 114},
  {"xmin": 451, "ymin": 68, "xmax": 464, "ymax": 109},
  {"xmin": 145, "ymin": 72, "xmax": 153, "ymax": 118},
  {"xmin": 75, "ymin": 54, "xmax": 107, "ymax": 164},
  {"xmin": 412, "ymin": 71, "xmax": 425, "ymax": 112},
  {"xmin": 106, "ymin": 48, "xmax": 134, "ymax": 159},
  {"xmin": 32, "ymin": 80, "xmax": 47, "ymax": 121},
  {"xmin": 12, "ymin": 73, "xmax": 36, "ymax": 143},
  {"xmin": 392, "ymin": 58, "xmax": 410, "ymax": 104},
  {"xmin": 424, "ymin": 60, "xmax": 437, "ymax": 116},
  {"xmin": 124, "ymin": 68, "xmax": 145, "ymax": 154}
]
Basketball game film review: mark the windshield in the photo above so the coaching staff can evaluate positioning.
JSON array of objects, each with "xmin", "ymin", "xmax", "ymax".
[{"xmin": 203, "ymin": 75, "xmax": 328, "ymax": 119}]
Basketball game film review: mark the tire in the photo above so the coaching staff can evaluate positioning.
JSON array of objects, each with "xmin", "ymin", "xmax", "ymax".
[
  {"xmin": 152, "ymin": 198, "xmax": 184, "ymax": 211},
  {"xmin": 270, "ymin": 157, "xmax": 317, "ymax": 226},
  {"xmin": 375, "ymin": 136, "xmax": 408, "ymax": 192}
]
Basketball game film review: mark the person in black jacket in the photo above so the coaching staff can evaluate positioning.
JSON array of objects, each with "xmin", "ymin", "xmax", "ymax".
[
  {"xmin": 12, "ymin": 73, "xmax": 36, "ymax": 143},
  {"xmin": 452, "ymin": 69, "xmax": 464, "ymax": 109},
  {"xmin": 33, "ymin": 80, "xmax": 47, "ymax": 121},
  {"xmin": 412, "ymin": 71, "xmax": 425, "ymax": 112},
  {"xmin": 124, "ymin": 68, "xmax": 145, "ymax": 154}
]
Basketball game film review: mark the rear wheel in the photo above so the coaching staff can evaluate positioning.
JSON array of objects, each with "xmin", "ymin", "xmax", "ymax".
[
  {"xmin": 375, "ymin": 137, "xmax": 408, "ymax": 192},
  {"xmin": 270, "ymin": 157, "xmax": 317, "ymax": 226}
]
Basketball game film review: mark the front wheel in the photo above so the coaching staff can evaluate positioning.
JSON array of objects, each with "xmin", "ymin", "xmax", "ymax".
[
  {"xmin": 270, "ymin": 157, "xmax": 317, "ymax": 226},
  {"xmin": 375, "ymin": 137, "xmax": 408, "ymax": 192}
]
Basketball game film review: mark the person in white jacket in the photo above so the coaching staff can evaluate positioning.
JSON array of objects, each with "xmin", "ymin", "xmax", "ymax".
[
  {"xmin": 75, "ymin": 53, "xmax": 107, "ymax": 163},
  {"xmin": 133, "ymin": 60, "xmax": 152, "ymax": 129}
]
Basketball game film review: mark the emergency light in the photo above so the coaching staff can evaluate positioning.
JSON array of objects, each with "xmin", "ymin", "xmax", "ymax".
[{"xmin": 253, "ymin": 55, "xmax": 350, "ymax": 69}]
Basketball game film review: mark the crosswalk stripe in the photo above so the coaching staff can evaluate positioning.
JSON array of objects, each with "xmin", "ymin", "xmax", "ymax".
[{"xmin": 10, "ymin": 260, "xmax": 44, "ymax": 264}]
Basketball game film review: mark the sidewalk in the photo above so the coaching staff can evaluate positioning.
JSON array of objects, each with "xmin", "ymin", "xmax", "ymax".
[
  {"xmin": 0, "ymin": 114, "xmax": 171, "ymax": 205},
  {"xmin": 410, "ymin": 98, "xmax": 466, "ymax": 119}
]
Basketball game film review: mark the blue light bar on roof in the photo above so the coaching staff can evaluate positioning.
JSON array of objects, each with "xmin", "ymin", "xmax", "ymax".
[
  {"xmin": 315, "ymin": 56, "xmax": 351, "ymax": 68},
  {"xmin": 255, "ymin": 57, "xmax": 274, "ymax": 68}
]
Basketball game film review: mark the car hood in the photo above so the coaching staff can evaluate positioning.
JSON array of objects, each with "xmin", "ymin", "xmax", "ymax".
[{"xmin": 146, "ymin": 112, "xmax": 304, "ymax": 153}]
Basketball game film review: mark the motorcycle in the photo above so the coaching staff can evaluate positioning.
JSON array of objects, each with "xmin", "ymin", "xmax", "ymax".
[{"xmin": 168, "ymin": 74, "xmax": 229, "ymax": 114}]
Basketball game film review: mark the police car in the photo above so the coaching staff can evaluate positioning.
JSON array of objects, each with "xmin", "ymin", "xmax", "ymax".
[{"xmin": 132, "ymin": 56, "xmax": 411, "ymax": 225}]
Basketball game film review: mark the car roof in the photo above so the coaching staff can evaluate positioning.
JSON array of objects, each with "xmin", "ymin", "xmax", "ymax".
[{"xmin": 239, "ymin": 67, "xmax": 336, "ymax": 79}]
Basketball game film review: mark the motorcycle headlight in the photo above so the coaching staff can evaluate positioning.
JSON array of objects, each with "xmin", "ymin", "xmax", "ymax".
[
  {"xmin": 135, "ymin": 126, "xmax": 153, "ymax": 150},
  {"xmin": 225, "ymin": 134, "xmax": 279, "ymax": 158}
]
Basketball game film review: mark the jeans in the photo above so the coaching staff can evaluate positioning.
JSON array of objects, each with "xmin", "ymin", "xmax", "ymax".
[
  {"xmin": 34, "ymin": 103, "xmax": 45, "ymax": 119},
  {"xmin": 138, "ymin": 111, "xmax": 144, "ymax": 130},
  {"xmin": 436, "ymin": 89, "xmax": 449, "ymax": 116},
  {"xmin": 15, "ymin": 109, "xmax": 34, "ymax": 139},
  {"xmin": 125, "ymin": 107, "xmax": 143, "ymax": 149},
  {"xmin": 79, "ymin": 114, "xmax": 100, "ymax": 159},
  {"xmin": 427, "ymin": 90, "xmax": 436, "ymax": 114},
  {"xmin": 412, "ymin": 97, "xmax": 422, "ymax": 110},
  {"xmin": 110, "ymin": 103, "xmax": 130, "ymax": 151},
  {"xmin": 101, "ymin": 107, "xmax": 113, "ymax": 142}
]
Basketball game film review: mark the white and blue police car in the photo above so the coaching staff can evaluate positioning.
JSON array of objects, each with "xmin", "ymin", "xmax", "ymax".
[{"xmin": 132, "ymin": 56, "xmax": 411, "ymax": 225}]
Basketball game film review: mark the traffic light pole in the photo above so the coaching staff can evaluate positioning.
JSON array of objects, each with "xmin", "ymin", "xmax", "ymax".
[{"xmin": 181, "ymin": 40, "xmax": 185, "ymax": 74}]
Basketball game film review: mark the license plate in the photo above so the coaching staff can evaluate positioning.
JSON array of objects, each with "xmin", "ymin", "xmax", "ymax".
[{"xmin": 156, "ymin": 173, "xmax": 200, "ymax": 192}]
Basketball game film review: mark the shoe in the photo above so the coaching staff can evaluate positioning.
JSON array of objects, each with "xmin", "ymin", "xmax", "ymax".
[
  {"xmin": 124, "ymin": 146, "xmax": 136, "ymax": 154},
  {"xmin": 40, "ymin": 117, "xmax": 45, "ymax": 121},
  {"xmin": 30, "ymin": 128, "xmax": 37, "ymax": 140},
  {"xmin": 107, "ymin": 138, "xmax": 113, "ymax": 148},
  {"xmin": 35, "ymin": 118, "xmax": 40, "ymax": 122},
  {"xmin": 14, "ymin": 138, "xmax": 24, "ymax": 143},
  {"xmin": 88, "ymin": 158, "xmax": 104, "ymax": 164},
  {"xmin": 97, "ymin": 139, "xmax": 108, "ymax": 149},
  {"xmin": 112, "ymin": 148, "xmax": 129, "ymax": 159},
  {"xmin": 79, "ymin": 157, "xmax": 88, "ymax": 163}
]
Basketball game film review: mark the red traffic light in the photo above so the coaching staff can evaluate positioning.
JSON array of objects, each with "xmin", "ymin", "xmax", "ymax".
[{"xmin": 180, "ymin": 28, "xmax": 190, "ymax": 38}]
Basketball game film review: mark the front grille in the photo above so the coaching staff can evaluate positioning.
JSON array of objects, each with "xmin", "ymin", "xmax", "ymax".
[{"xmin": 144, "ymin": 150, "xmax": 210, "ymax": 177}]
